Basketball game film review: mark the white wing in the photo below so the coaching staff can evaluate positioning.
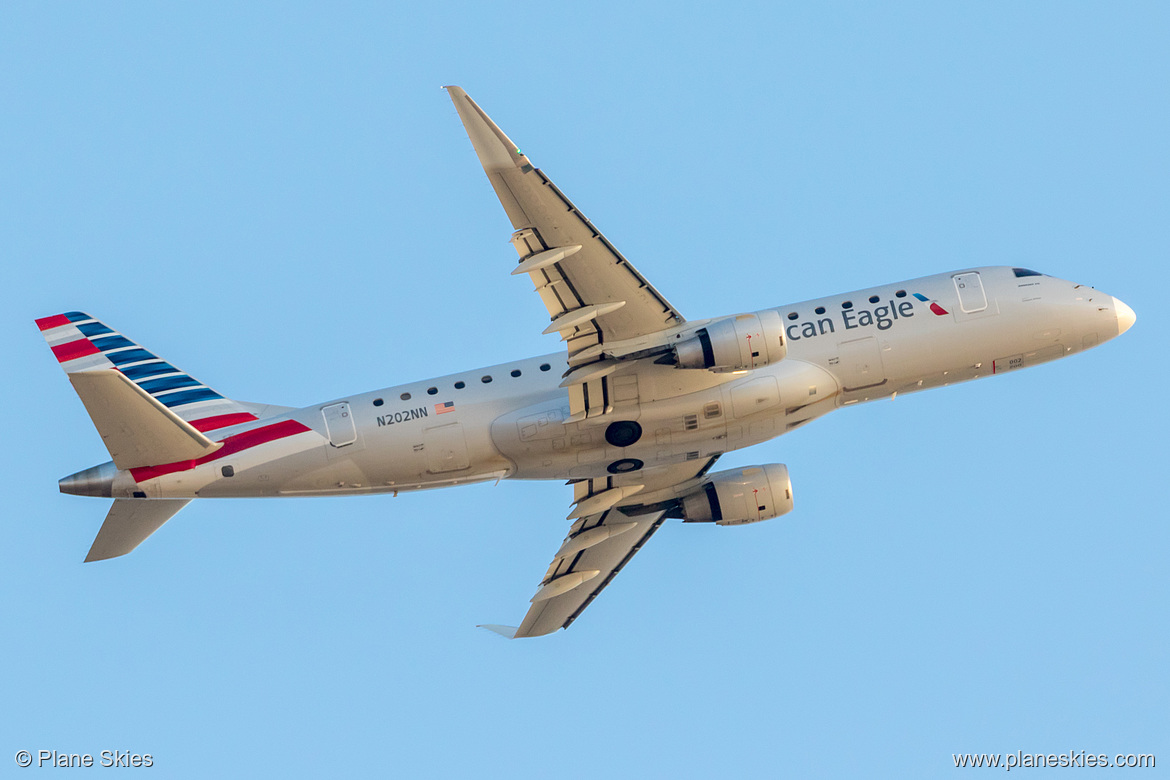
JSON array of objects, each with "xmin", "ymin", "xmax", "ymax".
[
  {"xmin": 445, "ymin": 86, "xmax": 685, "ymax": 356},
  {"xmin": 503, "ymin": 458, "xmax": 720, "ymax": 638}
]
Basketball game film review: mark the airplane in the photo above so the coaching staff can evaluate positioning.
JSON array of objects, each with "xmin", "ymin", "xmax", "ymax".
[{"xmin": 40, "ymin": 86, "xmax": 1136, "ymax": 638}]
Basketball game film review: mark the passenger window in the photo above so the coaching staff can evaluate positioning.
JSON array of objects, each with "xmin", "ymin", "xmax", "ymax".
[
  {"xmin": 399, "ymin": 393, "xmax": 410, "ymax": 401},
  {"xmin": 511, "ymin": 369, "xmax": 521, "ymax": 377},
  {"xmin": 540, "ymin": 363, "xmax": 551, "ymax": 372},
  {"xmin": 842, "ymin": 301, "xmax": 853, "ymax": 309},
  {"xmin": 814, "ymin": 306, "xmax": 825, "ymax": 315},
  {"xmin": 787, "ymin": 312, "xmax": 798, "ymax": 321},
  {"xmin": 427, "ymin": 387, "xmax": 438, "ymax": 395},
  {"xmin": 373, "ymin": 398, "xmax": 384, "ymax": 407},
  {"xmin": 868, "ymin": 295, "xmax": 879, "ymax": 303},
  {"xmin": 481, "ymin": 375, "xmax": 493, "ymax": 383},
  {"xmin": 895, "ymin": 290, "xmax": 907, "ymax": 298},
  {"xmin": 454, "ymin": 381, "xmax": 465, "ymax": 389}
]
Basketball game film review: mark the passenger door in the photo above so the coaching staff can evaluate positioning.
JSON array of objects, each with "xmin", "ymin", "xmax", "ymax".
[{"xmin": 953, "ymin": 272, "xmax": 988, "ymax": 313}]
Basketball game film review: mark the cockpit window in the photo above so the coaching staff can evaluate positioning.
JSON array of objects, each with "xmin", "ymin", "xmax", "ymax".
[{"xmin": 1013, "ymin": 268, "xmax": 1044, "ymax": 277}]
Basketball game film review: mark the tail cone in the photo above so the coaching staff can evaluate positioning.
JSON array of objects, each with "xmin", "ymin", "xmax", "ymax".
[{"xmin": 59, "ymin": 462, "xmax": 116, "ymax": 498}]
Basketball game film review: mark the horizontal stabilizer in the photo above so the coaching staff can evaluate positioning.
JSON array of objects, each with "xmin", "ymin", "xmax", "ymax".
[
  {"xmin": 69, "ymin": 370, "xmax": 223, "ymax": 470},
  {"xmin": 86, "ymin": 499, "xmax": 191, "ymax": 562}
]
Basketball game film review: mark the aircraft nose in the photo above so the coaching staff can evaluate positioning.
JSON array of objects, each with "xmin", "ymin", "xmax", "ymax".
[{"xmin": 1113, "ymin": 296, "xmax": 1137, "ymax": 336}]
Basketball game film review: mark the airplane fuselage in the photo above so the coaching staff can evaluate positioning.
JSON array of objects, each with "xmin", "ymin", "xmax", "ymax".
[{"xmin": 64, "ymin": 265, "xmax": 1131, "ymax": 502}]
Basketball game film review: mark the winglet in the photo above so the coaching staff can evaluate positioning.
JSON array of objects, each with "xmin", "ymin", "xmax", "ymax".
[
  {"xmin": 444, "ymin": 86, "xmax": 529, "ymax": 174},
  {"xmin": 476, "ymin": 624, "xmax": 518, "ymax": 640}
]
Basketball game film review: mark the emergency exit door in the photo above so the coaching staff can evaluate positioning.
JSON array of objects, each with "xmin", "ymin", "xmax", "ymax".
[
  {"xmin": 322, "ymin": 402, "xmax": 357, "ymax": 447},
  {"xmin": 424, "ymin": 423, "xmax": 470, "ymax": 473},
  {"xmin": 836, "ymin": 337, "xmax": 887, "ymax": 392}
]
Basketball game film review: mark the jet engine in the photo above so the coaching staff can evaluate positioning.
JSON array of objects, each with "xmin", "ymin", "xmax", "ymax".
[
  {"xmin": 680, "ymin": 464, "xmax": 794, "ymax": 526},
  {"xmin": 671, "ymin": 311, "xmax": 787, "ymax": 372}
]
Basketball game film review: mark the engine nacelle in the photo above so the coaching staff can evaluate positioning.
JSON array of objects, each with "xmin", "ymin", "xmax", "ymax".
[
  {"xmin": 673, "ymin": 310, "xmax": 787, "ymax": 372},
  {"xmin": 680, "ymin": 464, "xmax": 794, "ymax": 526}
]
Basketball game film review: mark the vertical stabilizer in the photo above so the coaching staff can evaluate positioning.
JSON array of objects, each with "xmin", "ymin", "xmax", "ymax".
[{"xmin": 36, "ymin": 312, "xmax": 261, "ymax": 434}]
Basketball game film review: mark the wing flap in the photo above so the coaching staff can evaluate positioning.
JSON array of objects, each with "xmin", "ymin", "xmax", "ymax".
[{"xmin": 85, "ymin": 499, "xmax": 191, "ymax": 562}]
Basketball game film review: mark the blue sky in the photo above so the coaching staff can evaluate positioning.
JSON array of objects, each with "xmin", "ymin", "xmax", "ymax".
[{"xmin": 3, "ymin": 3, "xmax": 1166, "ymax": 777}]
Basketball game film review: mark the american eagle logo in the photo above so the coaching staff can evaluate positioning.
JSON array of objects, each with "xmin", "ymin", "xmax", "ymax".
[{"xmin": 912, "ymin": 292, "xmax": 949, "ymax": 316}]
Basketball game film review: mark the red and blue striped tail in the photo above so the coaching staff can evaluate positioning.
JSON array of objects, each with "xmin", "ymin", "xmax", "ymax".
[{"xmin": 36, "ymin": 312, "xmax": 259, "ymax": 433}]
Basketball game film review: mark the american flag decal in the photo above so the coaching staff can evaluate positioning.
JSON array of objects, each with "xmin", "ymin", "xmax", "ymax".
[{"xmin": 435, "ymin": 401, "xmax": 455, "ymax": 414}]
